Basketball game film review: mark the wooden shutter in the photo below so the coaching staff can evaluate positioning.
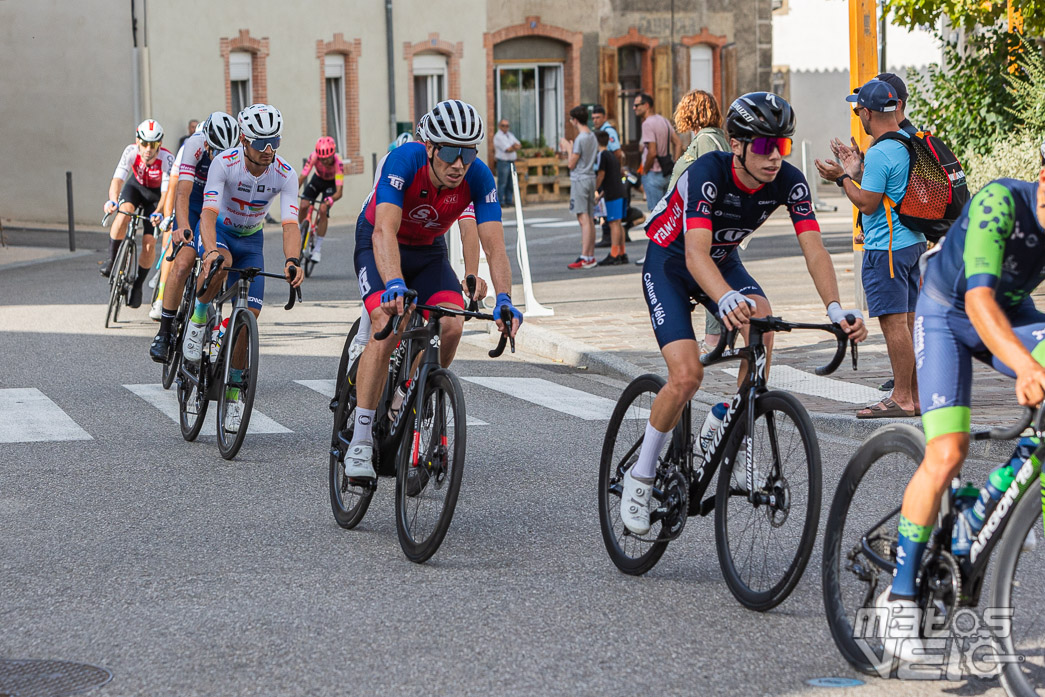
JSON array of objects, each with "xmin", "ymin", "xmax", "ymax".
[
  {"xmin": 599, "ymin": 46, "xmax": 618, "ymax": 120},
  {"xmin": 721, "ymin": 42, "xmax": 738, "ymax": 109},
  {"xmin": 653, "ymin": 45, "xmax": 672, "ymax": 117}
]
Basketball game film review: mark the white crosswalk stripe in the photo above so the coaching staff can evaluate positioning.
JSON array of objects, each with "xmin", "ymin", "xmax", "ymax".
[
  {"xmin": 460, "ymin": 377, "xmax": 646, "ymax": 421},
  {"xmin": 0, "ymin": 388, "xmax": 92, "ymax": 443},
  {"xmin": 295, "ymin": 379, "xmax": 489, "ymax": 426},
  {"xmin": 124, "ymin": 384, "xmax": 292, "ymax": 434}
]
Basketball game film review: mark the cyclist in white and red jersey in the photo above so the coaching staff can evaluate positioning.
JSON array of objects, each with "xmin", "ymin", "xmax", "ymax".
[
  {"xmin": 179, "ymin": 104, "xmax": 304, "ymax": 432},
  {"xmin": 296, "ymin": 136, "xmax": 345, "ymax": 263},
  {"xmin": 101, "ymin": 119, "xmax": 175, "ymax": 309},
  {"xmin": 342, "ymin": 100, "xmax": 521, "ymax": 483}
]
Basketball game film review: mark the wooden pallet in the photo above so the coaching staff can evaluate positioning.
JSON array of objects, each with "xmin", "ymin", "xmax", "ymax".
[{"xmin": 516, "ymin": 157, "xmax": 571, "ymax": 203}]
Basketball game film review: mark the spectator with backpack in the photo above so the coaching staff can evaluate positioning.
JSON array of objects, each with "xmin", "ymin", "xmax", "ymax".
[{"xmin": 815, "ymin": 78, "xmax": 926, "ymax": 418}]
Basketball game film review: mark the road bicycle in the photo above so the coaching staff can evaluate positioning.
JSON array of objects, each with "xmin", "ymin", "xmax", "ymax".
[
  {"xmin": 297, "ymin": 195, "xmax": 327, "ymax": 278},
  {"xmin": 157, "ymin": 236, "xmax": 197, "ymax": 390},
  {"xmin": 328, "ymin": 279, "xmax": 511, "ymax": 563},
  {"xmin": 823, "ymin": 404, "xmax": 1045, "ymax": 693},
  {"xmin": 177, "ymin": 258, "xmax": 300, "ymax": 460},
  {"xmin": 101, "ymin": 206, "xmax": 151, "ymax": 328},
  {"xmin": 599, "ymin": 314, "xmax": 857, "ymax": 611}
]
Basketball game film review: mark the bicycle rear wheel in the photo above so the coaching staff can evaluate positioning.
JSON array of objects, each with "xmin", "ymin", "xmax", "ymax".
[
  {"xmin": 394, "ymin": 368, "xmax": 466, "ymax": 563},
  {"xmin": 217, "ymin": 310, "xmax": 259, "ymax": 460},
  {"xmin": 178, "ymin": 359, "xmax": 210, "ymax": 442},
  {"xmin": 821, "ymin": 423, "xmax": 923, "ymax": 674},
  {"xmin": 714, "ymin": 390, "xmax": 821, "ymax": 611},
  {"xmin": 598, "ymin": 374, "xmax": 672, "ymax": 575},
  {"xmin": 301, "ymin": 220, "xmax": 316, "ymax": 278},
  {"xmin": 328, "ymin": 354, "xmax": 374, "ymax": 529},
  {"xmin": 990, "ymin": 475, "xmax": 1045, "ymax": 696}
]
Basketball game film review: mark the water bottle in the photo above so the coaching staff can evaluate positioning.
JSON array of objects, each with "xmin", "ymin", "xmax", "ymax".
[
  {"xmin": 212, "ymin": 317, "xmax": 230, "ymax": 354},
  {"xmin": 388, "ymin": 379, "xmax": 410, "ymax": 421},
  {"xmin": 698, "ymin": 402, "xmax": 729, "ymax": 455},
  {"xmin": 968, "ymin": 436, "xmax": 1034, "ymax": 527},
  {"xmin": 950, "ymin": 481, "xmax": 981, "ymax": 556}
]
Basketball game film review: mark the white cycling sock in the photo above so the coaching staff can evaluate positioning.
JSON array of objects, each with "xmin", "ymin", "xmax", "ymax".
[
  {"xmin": 632, "ymin": 421, "xmax": 671, "ymax": 480},
  {"xmin": 353, "ymin": 408, "xmax": 376, "ymax": 445},
  {"xmin": 314, "ymin": 235, "xmax": 324, "ymax": 251}
]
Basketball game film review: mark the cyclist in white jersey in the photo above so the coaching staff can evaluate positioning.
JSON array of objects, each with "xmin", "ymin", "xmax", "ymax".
[{"xmin": 180, "ymin": 104, "xmax": 304, "ymax": 432}]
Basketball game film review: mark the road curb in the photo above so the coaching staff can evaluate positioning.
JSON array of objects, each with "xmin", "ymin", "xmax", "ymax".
[{"xmin": 500, "ymin": 321, "xmax": 1015, "ymax": 456}]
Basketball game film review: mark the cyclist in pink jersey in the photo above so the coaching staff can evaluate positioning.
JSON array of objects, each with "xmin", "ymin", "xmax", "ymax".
[
  {"xmin": 296, "ymin": 136, "xmax": 345, "ymax": 263},
  {"xmin": 101, "ymin": 119, "xmax": 175, "ymax": 309}
]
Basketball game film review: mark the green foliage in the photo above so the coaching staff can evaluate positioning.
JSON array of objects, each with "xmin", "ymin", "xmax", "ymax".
[
  {"xmin": 962, "ymin": 131, "xmax": 1041, "ymax": 193},
  {"xmin": 1005, "ymin": 41, "xmax": 1045, "ymax": 135},
  {"xmin": 907, "ymin": 28, "xmax": 1023, "ymax": 157},
  {"xmin": 885, "ymin": 0, "xmax": 1045, "ymax": 39}
]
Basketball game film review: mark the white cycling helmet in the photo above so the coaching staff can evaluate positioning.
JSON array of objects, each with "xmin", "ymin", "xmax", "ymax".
[
  {"xmin": 136, "ymin": 119, "xmax": 164, "ymax": 143},
  {"xmin": 393, "ymin": 132, "xmax": 412, "ymax": 148},
  {"xmin": 415, "ymin": 113, "xmax": 430, "ymax": 139},
  {"xmin": 238, "ymin": 103, "xmax": 283, "ymax": 139},
  {"xmin": 203, "ymin": 111, "xmax": 240, "ymax": 151},
  {"xmin": 194, "ymin": 121, "xmax": 205, "ymax": 134},
  {"xmin": 422, "ymin": 100, "xmax": 484, "ymax": 146}
]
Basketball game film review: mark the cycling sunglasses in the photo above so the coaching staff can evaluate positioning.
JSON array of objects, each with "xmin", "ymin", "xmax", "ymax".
[
  {"xmin": 247, "ymin": 135, "xmax": 281, "ymax": 152},
  {"xmin": 138, "ymin": 139, "xmax": 162, "ymax": 148},
  {"xmin": 748, "ymin": 136, "xmax": 792, "ymax": 157},
  {"xmin": 435, "ymin": 145, "xmax": 479, "ymax": 166}
]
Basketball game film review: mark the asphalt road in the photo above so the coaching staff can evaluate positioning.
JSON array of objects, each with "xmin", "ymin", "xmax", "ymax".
[{"xmin": 0, "ymin": 219, "xmax": 1017, "ymax": 697}]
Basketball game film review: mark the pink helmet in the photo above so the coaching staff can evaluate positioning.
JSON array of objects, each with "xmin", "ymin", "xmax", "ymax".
[{"xmin": 315, "ymin": 136, "xmax": 337, "ymax": 158}]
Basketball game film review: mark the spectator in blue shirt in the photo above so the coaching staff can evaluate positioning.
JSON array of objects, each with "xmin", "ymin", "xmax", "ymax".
[
  {"xmin": 592, "ymin": 105, "xmax": 623, "ymax": 249},
  {"xmin": 815, "ymin": 78, "xmax": 926, "ymax": 419}
]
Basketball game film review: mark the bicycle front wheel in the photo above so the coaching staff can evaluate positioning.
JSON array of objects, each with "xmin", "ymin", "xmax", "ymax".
[
  {"xmin": 991, "ymin": 475, "xmax": 1045, "ymax": 696},
  {"xmin": 217, "ymin": 310, "xmax": 259, "ymax": 460},
  {"xmin": 821, "ymin": 423, "xmax": 923, "ymax": 674},
  {"xmin": 715, "ymin": 390, "xmax": 821, "ymax": 611},
  {"xmin": 394, "ymin": 369, "xmax": 466, "ymax": 563},
  {"xmin": 112, "ymin": 238, "xmax": 136, "ymax": 325},
  {"xmin": 331, "ymin": 317, "xmax": 361, "ymax": 413},
  {"xmin": 301, "ymin": 220, "xmax": 316, "ymax": 278},
  {"xmin": 105, "ymin": 237, "xmax": 131, "ymax": 328},
  {"xmin": 598, "ymin": 374, "xmax": 671, "ymax": 575}
]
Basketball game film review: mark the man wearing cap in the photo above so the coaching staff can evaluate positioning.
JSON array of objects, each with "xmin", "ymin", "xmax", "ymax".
[{"xmin": 815, "ymin": 78, "xmax": 926, "ymax": 419}]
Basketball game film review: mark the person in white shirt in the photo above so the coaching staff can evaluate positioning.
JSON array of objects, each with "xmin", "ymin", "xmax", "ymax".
[{"xmin": 493, "ymin": 119, "xmax": 521, "ymax": 207}]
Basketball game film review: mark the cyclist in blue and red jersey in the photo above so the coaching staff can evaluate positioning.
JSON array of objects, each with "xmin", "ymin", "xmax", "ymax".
[
  {"xmin": 619, "ymin": 92, "xmax": 867, "ymax": 535},
  {"xmin": 343, "ymin": 100, "xmax": 522, "ymax": 483}
]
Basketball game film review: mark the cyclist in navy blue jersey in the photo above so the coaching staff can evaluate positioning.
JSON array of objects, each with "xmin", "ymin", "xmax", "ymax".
[
  {"xmin": 343, "ymin": 100, "xmax": 522, "ymax": 482},
  {"xmin": 620, "ymin": 92, "xmax": 867, "ymax": 535}
]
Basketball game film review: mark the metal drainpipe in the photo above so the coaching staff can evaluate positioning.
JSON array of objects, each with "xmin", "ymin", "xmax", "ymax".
[
  {"xmin": 130, "ymin": 0, "xmax": 141, "ymax": 124},
  {"xmin": 141, "ymin": 0, "xmax": 152, "ymax": 118},
  {"xmin": 385, "ymin": 0, "xmax": 397, "ymax": 141}
]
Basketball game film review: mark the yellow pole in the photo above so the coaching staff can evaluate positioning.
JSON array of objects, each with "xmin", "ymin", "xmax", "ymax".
[{"xmin": 849, "ymin": 0, "xmax": 879, "ymax": 308}]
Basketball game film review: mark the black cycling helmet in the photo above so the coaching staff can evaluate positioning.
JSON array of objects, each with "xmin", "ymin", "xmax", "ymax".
[{"xmin": 726, "ymin": 92, "xmax": 796, "ymax": 140}]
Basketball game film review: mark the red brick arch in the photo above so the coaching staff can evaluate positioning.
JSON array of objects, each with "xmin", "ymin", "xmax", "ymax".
[
  {"xmin": 483, "ymin": 16, "xmax": 583, "ymax": 161},
  {"xmin": 220, "ymin": 29, "xmax": 269, "ymax": 112},
  {"xmin": 681, "ymin": 28, "xmax": 730, "ymax": 107},
  {"xmin": 404, "ymin": 34, "xmax": 464, "ymax": 125},
  {"xmin": 607, "ymin": 27, "xmax": 659, "ymax": 97},
  {"xmin": 316, "ymin": 33, "xmax": 363, "ymax": 175}
]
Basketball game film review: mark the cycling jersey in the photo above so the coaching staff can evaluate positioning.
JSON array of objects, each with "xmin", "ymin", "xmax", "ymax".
[
  {"xmin": 177, "ymin": 133, "xmax": 214, "ymax": 217},
  {"xmin": 202, "ymin": 147, "xmax": 298, "ymax": 237},
  {"xmin": 922, "ymin": 179, "xmax": 1045, "ymax": 312},
  {"xmin": 361, "ymin": 141, "xmax": 500, "ymax": 246},
  {"xmin": 113, "ymin": 144, "xmax": 175, "ymax": 192},
  {"xmin": 644, "ymin": 151, "xmax": 819, "ymax": 262},
  {"xmin": 301, "ymin": 152, "xmax": 344, "ymax": 184}
]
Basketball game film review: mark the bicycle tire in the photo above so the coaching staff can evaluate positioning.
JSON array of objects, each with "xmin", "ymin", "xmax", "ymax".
[
  {"xmin": 105, "ymin": 236, "xmax": 130, "ymax": 328},
  {"xmin": 990, "ymin": 476, "xmax": 1044, "ymax": 697},
  {"xmin": 394, "ymin": 368, "xmax": 466, "ymax": 563},
  {"xmin": 331, "ymin": 317, "xmax": 362, "ymax": 412},
  {"xmin": 217, "ymin": 310, "xmax": 259, "ymax": 460},
  {"xmin": 301, "ymin": 220, "xmax": 316, "ymax": 278},
  {"xmin": 177, "ymin": 360, "xmax": 210, "ymax": 442},
  {"xmin": 598, "ymin": 374, "xmax": 671, "ymax": 575},
  {"xmin": 112, "ymin": 237, "xmax": 136, "ymax": 325},
  {"xmin": 328, "ymin": 353, "xmax": 374, "ymax": 529},
  {"xmin": 821, "ymin": 423, "xmax": 924, "ymax": 674},
  {"xmin": 714, "ymin": 390, "xmax": 821, "ymax": 611},
  {"xmin": 163, "ymin": 266, "xmax": 197, "ymax": 390}
]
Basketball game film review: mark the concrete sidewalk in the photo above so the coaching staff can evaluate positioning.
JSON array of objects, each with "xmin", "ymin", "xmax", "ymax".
[{"xmin": 500, "ymin": 199, "xmax": 1035, "ymax": 451}]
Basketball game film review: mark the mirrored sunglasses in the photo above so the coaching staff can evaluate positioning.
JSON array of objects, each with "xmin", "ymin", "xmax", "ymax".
[
  {"xmin": 748, "ymin": 136, "xmax": 792, "ymax": 157},
  {"xmin": 436, "ymin": 145, "xmax": 478, "ymax": 165},
  {"xmin": 247, "ymin": 135, "xmax": 281, "ymax": 152}
]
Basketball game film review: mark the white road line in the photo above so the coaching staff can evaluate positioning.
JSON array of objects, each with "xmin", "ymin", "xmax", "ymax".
[
  {"xmin": 0, "ymin": 388, "xmax": 92, "ymax": 443},
  {"xmin": 124, "ymin": 384, "xmax": 292, "ymax": 434},
  {"xmin": 501, "ymin": 218, "xmax": 558, "ymax": 227},
  {"xmin": 720, "ymin": 365, "xmax": 882, "ymax": 405},
  {"xmin": 460, "ymin": 377, "xmax": 648, "ymax": 420},
  {"xmin": 532, "ymin": 221, "xmax": 582, "ymax": 228},
  {"xmin": 295, "ymin": 379, "xmax": 489, "ymax": 426}
]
